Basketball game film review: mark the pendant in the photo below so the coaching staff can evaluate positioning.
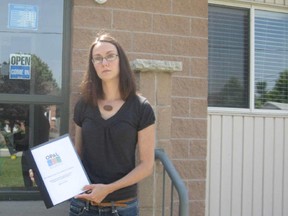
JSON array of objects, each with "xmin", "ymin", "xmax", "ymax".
[{"xmin": 103, "ymin": 105, "xmax": 113, "ymax": 111}]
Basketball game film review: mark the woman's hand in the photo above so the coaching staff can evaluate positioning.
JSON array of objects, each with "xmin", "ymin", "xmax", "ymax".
[
  {"xmin": 29, "ymin": 169, "xmax": 37, "ymax": 186},
  {"xmin": 75, "ymin": 184, "xmax": 112, "ymax": 203}
]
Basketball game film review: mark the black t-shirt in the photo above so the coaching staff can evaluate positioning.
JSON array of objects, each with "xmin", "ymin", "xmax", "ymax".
[{"xmin": 74, "ymin": 94, "xmax": 155, "ymax": 201}]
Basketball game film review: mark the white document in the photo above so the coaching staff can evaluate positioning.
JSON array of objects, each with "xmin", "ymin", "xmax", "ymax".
[{"xmin": 31, "ymin": 135, "xmax": 90, "ymax": 206}]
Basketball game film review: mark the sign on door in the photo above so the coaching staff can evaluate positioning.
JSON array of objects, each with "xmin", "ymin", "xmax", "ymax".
[{"xmin": 9, "ymin": 54, "xmax": 31, "ymax": 80}]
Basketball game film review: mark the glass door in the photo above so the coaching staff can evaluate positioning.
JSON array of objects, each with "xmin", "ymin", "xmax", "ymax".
[{"xmin": 0, "ymin": 0, "xmax": 71, "ymax": 200}]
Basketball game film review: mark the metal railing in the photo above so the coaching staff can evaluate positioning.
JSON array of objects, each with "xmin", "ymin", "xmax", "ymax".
[{"xmin": 155, "ymin": 148, "xmax": 189, "ymax": 216}]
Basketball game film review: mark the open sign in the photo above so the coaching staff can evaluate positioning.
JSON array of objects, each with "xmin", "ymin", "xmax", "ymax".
[{"xmin": 9, "ymin": 54, "xmax": 31, "ymax": 80}]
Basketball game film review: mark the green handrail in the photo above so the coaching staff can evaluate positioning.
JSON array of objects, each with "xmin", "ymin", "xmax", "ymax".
[{"xmin": 155, "ymin": 148, "xmax": 189, "ymax": 216}]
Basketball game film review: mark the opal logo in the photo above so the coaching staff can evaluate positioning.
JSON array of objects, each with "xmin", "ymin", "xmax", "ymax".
[{"xmin": 46, "ymin": 153, "xmax": 62, "ymax": 167}]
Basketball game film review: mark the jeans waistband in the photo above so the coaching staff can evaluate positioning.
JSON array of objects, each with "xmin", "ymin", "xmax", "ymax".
[{"xmin": 90, "ymin": 197, "xmax": 136, "ymax": 207}]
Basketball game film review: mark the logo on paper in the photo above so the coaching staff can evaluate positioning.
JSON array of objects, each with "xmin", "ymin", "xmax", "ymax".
[{"xmin": 46, "ymin": 153, "xmax": 62, "ymax": 167}]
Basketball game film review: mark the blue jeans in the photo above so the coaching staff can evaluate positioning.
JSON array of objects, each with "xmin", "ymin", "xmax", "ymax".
[{"xmin": 69, "ymin": 198, "xmax": 139, "ymax": 216}]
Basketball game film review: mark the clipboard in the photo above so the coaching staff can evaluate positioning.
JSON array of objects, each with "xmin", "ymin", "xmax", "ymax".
[{"xmin": 26, "ymin": 134, "xmax": 90, "ymax": 208}]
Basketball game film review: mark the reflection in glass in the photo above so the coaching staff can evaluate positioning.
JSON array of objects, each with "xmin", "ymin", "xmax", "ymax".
[
  {"xmin": 255, "ymin": 10, "xmax": 288, "ymax": 110},
  {"xmin": 0, "ymin": 54, "xmax": 60, "ymax": 95},
  {"xmin": 0, "ymin": 104, "xmax": 60, "ymax": 188},
  {"xmin": 208, "ymin": 6, "xmax": 249, "ymax": 108}
]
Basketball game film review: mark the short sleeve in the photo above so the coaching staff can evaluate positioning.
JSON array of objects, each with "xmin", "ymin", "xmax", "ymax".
[
  {"xmin": 73, "ymin": 99, "xmax": 86, "ymax": 127},
  {"xmin": 138, "ymin": 97, "xmax": 155, "ymax": 131}
]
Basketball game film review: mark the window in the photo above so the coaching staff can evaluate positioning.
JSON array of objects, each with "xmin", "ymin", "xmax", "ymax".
[
  {"xmin": 208, "ymin": 5, "xmax": 288, "ymax": 110},
  {"xmin": 0, "ymin": 1, "xmax": 63, "ymax": 96},
  {"xmin": 0, "ymin": 0, "xmax": 71, "ymax": 200},
  {"xmin": 254, "ymin": 10, "xmax": 288, "ymax": 109}
]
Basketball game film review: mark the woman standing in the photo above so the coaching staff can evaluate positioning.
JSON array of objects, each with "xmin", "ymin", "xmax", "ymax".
[{"xmin": 70, "ymin": 32, "xmax": 155, "ymax": 216}]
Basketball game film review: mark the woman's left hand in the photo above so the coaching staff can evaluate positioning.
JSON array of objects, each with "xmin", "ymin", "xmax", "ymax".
[{"xmin": 75, "ymin": 184, "xmax": 111, "ymax": 203}]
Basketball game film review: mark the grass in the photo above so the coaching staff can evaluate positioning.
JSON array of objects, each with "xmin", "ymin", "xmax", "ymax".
[{"xmin": 0, "ymin": 156, "xmax": 24, "ymax": 187}]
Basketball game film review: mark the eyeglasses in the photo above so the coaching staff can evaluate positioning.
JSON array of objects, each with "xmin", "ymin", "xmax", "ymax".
[{"xmin": 92, "ymin": 53, "xmax": 118, "ymax": 64}]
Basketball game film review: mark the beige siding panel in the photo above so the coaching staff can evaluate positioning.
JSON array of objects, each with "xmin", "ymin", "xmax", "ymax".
[
  {"xmin": 274, "ymin": 118, "xmax": 284, "ymax": 216},
  {"xmin": 231, "ymin": 116, "xmax": 244, "ymax": 216},
  {"xmin": 263, "ymin": 117, "xmax": 274, "ymax": 216},
  {"xmin": 284, "ymin": 118, "xmax": 288, "ymax": 216},
  {"xmin": 242, "ymin": 117, "xmax": 254, "ymax": 216},
  {"xmin": 253, "ymin": 117, "xmax": 264, "ymax": 216},
  {"xmin": 207, "ymin": 115, "xmax": 222, "ymax": 216},
  {"xmin": 207, "ymin": 114, "xmax": 288, "ymax": 216},
  {"xmin": 220, "ymin": 116, "xmax": 233, "ymax": 216}
]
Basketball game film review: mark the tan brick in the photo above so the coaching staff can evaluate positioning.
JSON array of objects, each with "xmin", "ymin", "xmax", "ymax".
[
  {"xmin": 171, "ymin": 139, "xmax": 190, "ymax": 159},
  {"xmin": 133, "ymin": 33, "xmax": 171, "ymax": 54},
  {"xmin": 190, "ymin": 140, "xmax": 207, "ymax": 159},
  {"xmin": 134, "ymin": 0, "xmax": 172, "ymax": 13},
  {"xmin": 153, "ymin": 15, "xmax": 190, "ymax": 35},
  {"xmin": 73, "ymin": 7, "xmax": 112, "ymax": 28},
  {"xmin": 190, "ymin": 99, "xmax": 207, "ymax": 118},
  {"xmin": 157, "ymin": 140, "xmax": 172, "ymax": 155},
  {"xmin": 190, "ymin": 79, "xmax": 207, "ymax": 98},
  {"xmin": 138, "ymin": 72, "xmax": 156, "ymax": 105},
  {"xmin": 172, "ymin": 0, "xmax": 208, "ymax": 18},
  {"xmin": 157, "ymin": 107, "xmax": 171, "ymax": 139},
  {"xmin": 171, "ymin": 118, "xmax": 207, "ymax": 139},
  {"xmin": 172, "ymin": 97, "xmax": 189, "ymax": 117},
  {"xmin": 172, "ymin": 77, "xmax": 190, "ymax": 97},
  {"xmin": 190, "ymin": 201, "xmax": 206, "ymax": 216},
  {"xmin": 73, "ymin": 0, "xmax": 135, "ymax": 10},
  {"xmin": 188, "ymin": 181, "xmax": 206, "ymax": 200},
  {"xmin": 190, "ymin": 58, "xmax": 208, "ymax": 78},
  {"xmin": 172, "ymin": 118, "xmax": 192, "ymax": 138},
  {"xmin": 191, "ymin": 18, "xmax": 208, "ymax": 37},
  {"xmin": 72, "ymin": 49, "xmax": 89, "ymax": 70},
  {"xmin": 113, "ymin": 11, "xmax": 152, "ymax": 31},
  {"xmin": 173, "ymin": 160, "xmax": 206, "ymax": 179},
  {"xmin": 172, "ymin": 77, "xmax": 207, "ymax": 98},
  {"xmin": 70, "ymin": 70, "xmax": 84, "ymax": 93},
  {"xmin": 172, "ymin": 37, "xmax": 207, "ymax": 57},
  {"xmin": 108, "ymin": 31, "xmax": 133, "ymax": 52},
  {"xmin": 172, "ymin": 57, "xmax": 190, "ymax": 76},
  {"xmin": 156, "ymin": 73, "xmax": 172, "ymax": 106},
  {"xmin": 138, "ymin": 175, "xmax": 154, "ymax": 207},
  {"xmin": 72, "ymin": 28, "xmax": 98, "ymax": 49}
]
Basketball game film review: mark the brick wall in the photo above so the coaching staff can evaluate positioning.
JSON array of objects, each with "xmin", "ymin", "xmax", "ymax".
[{"xmin": 70, "ymin": 0, "xmax": 208, "ymax": 215}]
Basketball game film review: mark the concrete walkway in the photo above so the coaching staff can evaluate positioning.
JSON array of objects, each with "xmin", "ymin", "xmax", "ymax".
[{"xmin": 0, "ymin": 200, "xmax": 70, "ymax": 216}]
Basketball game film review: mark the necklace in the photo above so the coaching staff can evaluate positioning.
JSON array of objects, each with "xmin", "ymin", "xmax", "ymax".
[{"xmin": 103, "ymin": 104, "xmax": 113, "ymax": 111}]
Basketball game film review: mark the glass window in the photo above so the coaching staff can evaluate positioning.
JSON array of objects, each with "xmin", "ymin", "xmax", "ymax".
[
  {"xmin": 0, "ymin": 0, "xmax": 63, "ymax": 96},
  {"xmin": 255, "ymin": 10, "xmax": 288, "ymax": 109},
  {"xmin": 0, "ymin": 104, "xmax": 61, "ymax": 188},
  {"xmin": 208, "ymin": 6, "xmax": 250, "ymax": 108},
  {"xmin": 208, "ymin": 5, "xmax": 288, "ymax": 110}
]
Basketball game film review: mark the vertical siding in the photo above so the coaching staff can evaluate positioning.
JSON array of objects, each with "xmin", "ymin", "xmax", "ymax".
[{"xmin": 207, "ymin": 114, "xmax": 288, "ymax": 216}]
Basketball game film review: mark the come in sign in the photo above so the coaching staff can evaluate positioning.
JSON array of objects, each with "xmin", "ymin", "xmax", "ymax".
[{"xmin": 9, "ymin": 54, "xmax": 31, "ymax": 80}]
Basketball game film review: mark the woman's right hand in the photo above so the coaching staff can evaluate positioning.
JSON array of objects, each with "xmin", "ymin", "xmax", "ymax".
[{"xmin": 29, "ymin": 169, "xmax": 36, "ymax": 185}]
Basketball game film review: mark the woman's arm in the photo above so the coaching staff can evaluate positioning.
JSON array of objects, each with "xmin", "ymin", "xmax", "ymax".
[
  {"xmin": 75, "ymin": 123, "xmax": 155, "ymax": 203},
  {"xmin": 74, "ymin": 124, "xmax": 83, "ymax": 158}
]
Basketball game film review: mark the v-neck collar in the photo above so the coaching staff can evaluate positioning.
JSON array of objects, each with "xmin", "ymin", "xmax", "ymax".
[{"xmin": 96, "ymin": 96, "xmax": 130, "ymax": 122}]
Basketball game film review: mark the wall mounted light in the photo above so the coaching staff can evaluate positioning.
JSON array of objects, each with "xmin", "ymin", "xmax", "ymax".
[{"xmin": 95, "ymin": 0, "xmax": 107, "ymax": 4}]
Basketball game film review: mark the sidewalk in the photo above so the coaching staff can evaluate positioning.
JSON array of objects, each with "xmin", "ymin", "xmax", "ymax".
[{"xmin": 0, "ymin": 200, "xmax": 70, "ymax": 216}]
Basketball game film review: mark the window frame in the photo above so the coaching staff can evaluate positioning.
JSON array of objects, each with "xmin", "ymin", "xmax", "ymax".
[{"xmin": 208, "ymin": 0, "xmax": 288, "ymax": 115}]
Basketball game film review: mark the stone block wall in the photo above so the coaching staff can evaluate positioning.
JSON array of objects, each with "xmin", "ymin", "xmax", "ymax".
[{"xmin": 70, "ymin": 0, "xmax": 208, "ymax": 215}]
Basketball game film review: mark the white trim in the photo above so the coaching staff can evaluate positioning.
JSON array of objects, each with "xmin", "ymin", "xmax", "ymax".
[
  {"xmin": 209, "ymin": 0, "xmax": 288, "ymax": 12},
  {"xmin": 208, "ymin": 107, "xmax": 288, "ymax": 117},
  {"xmin": 250, "ymin": 7, "xmax": 255, "ymax": 112}
]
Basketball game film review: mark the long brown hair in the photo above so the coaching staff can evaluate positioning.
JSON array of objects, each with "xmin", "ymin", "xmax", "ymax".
[{"xmin": 80, "ymin": 32, "xmax": 136, "ymax": 106}]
